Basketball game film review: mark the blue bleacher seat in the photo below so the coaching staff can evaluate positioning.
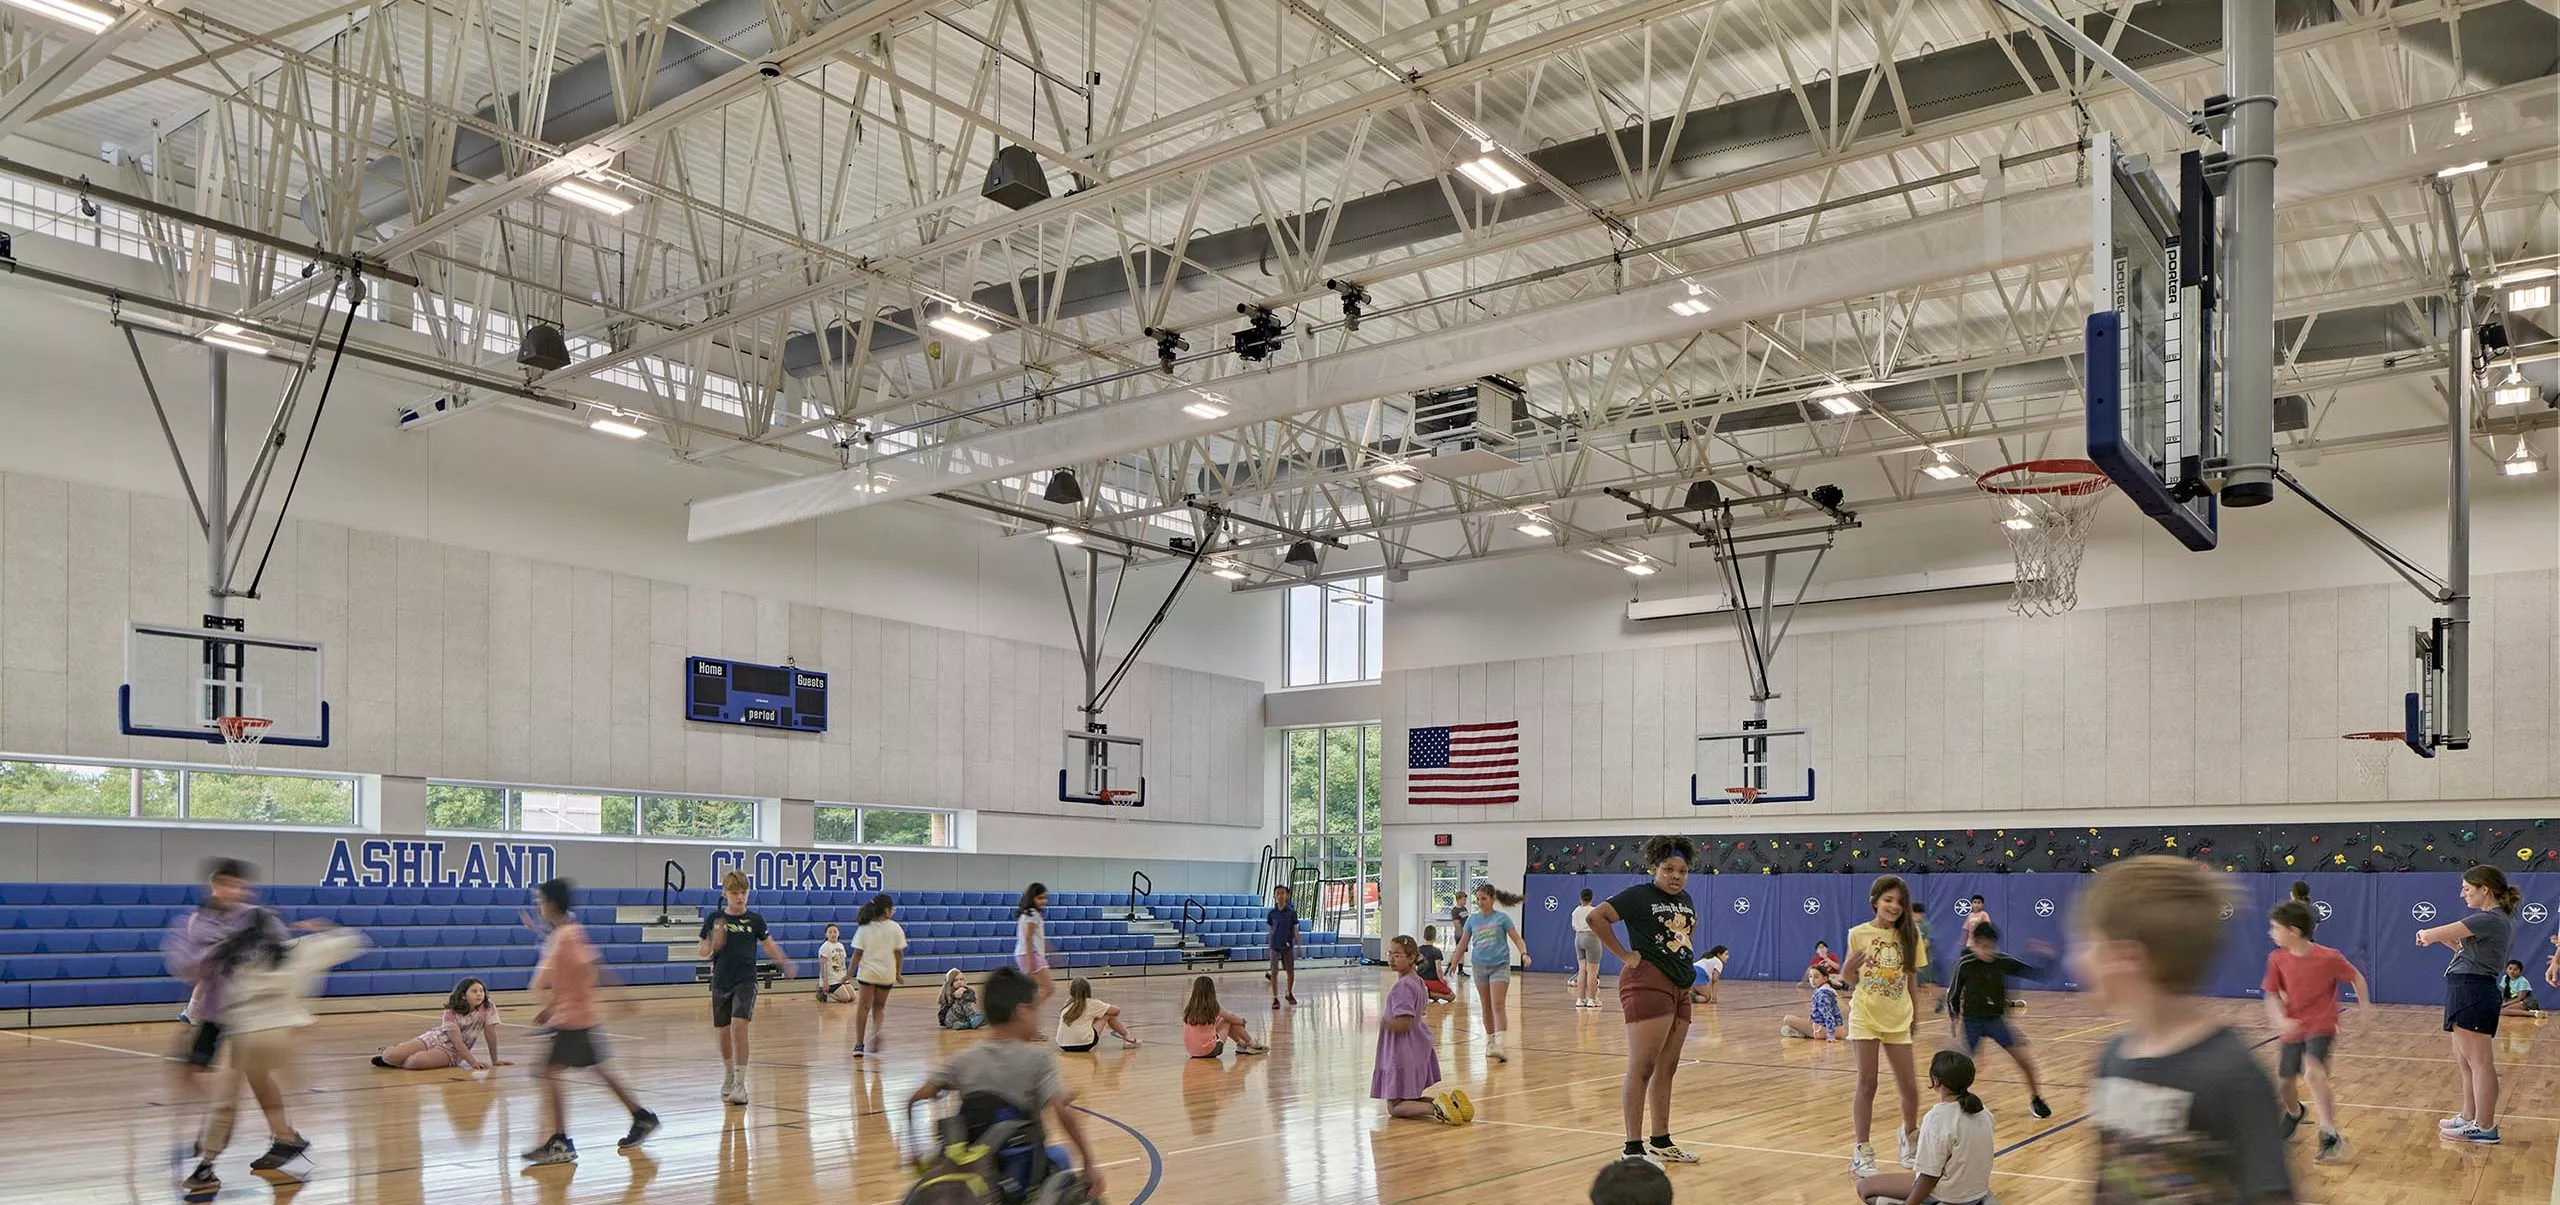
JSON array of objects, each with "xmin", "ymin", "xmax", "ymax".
[{"xmin": 0, "ymin": 885, "xmax": 45, "ymax": 907}]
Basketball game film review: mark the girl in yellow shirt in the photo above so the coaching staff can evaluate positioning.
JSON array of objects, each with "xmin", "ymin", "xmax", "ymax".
[{"xmin": 1842, "ymin": 874, "xmax": 1925, "ymax": 1178}]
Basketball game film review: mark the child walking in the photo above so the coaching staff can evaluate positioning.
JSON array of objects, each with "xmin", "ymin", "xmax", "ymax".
[
  {"xmin": 851, "ymin": 893, "xmax": 905, "ymax": 1057},
  {"xmin": 1854, "ymin": 1051, "xmax": 1996, "ymax": 1205},
  {"xmin": 2263, "ymin": 898, "xmax": 2369, "ymax": 1162},
  {"xmin": 2421, "ymin": 864, "xmax": 2521, "ymax": 1145},
  {"xmin": 1782, "ymin": 964, "xmax": 1846, "ymax": 1041},
  {"xmin": 373, "ymin": 977, "xmax": 507, "ymax": 1071},
  {"xmin": 2076, "ymin": 857, "xmax": 2290, "ymax": 1201},
  {"xmin": 522, "ymin": 878, "xmax": 658, "ymax": 1166},
  {"xmin": 1947, "ymin": 922, "xmax": 2053, "ymax": 1119},
  {"xmin": 1457, "ymin": 883, "xmax": 1530, "ymax": 1061},
  {"xmin": 938, "ymin": 968, "xmax": 986, "ymax": 1030},
  {"xmin": 181, "ymin": 915, "xmax": 367, "ymax": 1190},
  {"xmin": 817, "ymin": 923, "xmax": 857, "ymax": 1002},
  {"xmin": 1374, "ymin": 935, "xmax": 1474, "ymax": 1125},
  {"xmin": 1418, "ymin": 926, "xmax": 1456, "ymax": 1003},
  {"xmin": 1014, "ymin": 882, "xmax": 1058, "ymax": 1022},
  {"xmin": 698, "ymin": 870, "xmax": 794, "ymax": 1105},
  {"xmin": 1181, "ymin": 976, "xmax": 1266, "ymax": 1057},
  {"xmin": 1056, "ymin": 977, "xmax": 1138, "ymax": 1051},
  {"xmin": 1572, "ymin": 889, "xmax": 1604, "ymax": 1009},
  {"xmin": 1843, "ymin": 874, "xmax": 1926, "ymax": 1178},
  {"xmin": 1266, "ymin": 884, "xmax": 1301, "ymax": 1008}
]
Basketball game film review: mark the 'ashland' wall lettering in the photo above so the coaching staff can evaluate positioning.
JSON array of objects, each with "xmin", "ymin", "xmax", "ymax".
[{"xmin": 320, "ymin": 840, "xmax": 557, "ymax": 890}]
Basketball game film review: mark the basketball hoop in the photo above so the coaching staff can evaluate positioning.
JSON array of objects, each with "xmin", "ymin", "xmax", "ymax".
[
  {"xmin": 215, "ymin": 716, "xmax": 272, "ymax": 769},
  {"xmin": 1979, "ymin": 459, "xmax": 2113, "ymax": 617},
  {"xmin": 1095, "ymin": 789, "xmax": 1138, "ymax": 808},
  {"xmin": 2341, "ymin": 731, "xmax": 2404, "ymax": 790},
  {"xmin": 1722, "ymin": 786, "xmax": 1765, "ymax": 806}
]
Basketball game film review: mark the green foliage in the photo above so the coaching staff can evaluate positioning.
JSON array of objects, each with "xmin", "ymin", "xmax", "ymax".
[
  {"xmin": 862, "ymin": 809, "xmax": 933, "ymax": 845},
  {"xmin": 0, "ymin": 760, "xmax": 342, "ymax": 823},
  {"xmin": 812, "ymin": 805, "xmax": 861, "ymax": 844},
  {"xmin": 426, "ymin": 784, "xmax": 506, "ymax": 830},
  {"xmin": 186, "ymin": 772, "xmax": 355, "ymax": 825},
  {"xmin": 641, "ymin": 796, "xmax": 754, "ymax": 839}
]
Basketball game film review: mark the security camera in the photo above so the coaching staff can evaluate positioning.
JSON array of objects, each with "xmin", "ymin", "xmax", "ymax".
[{"xmin": 757, "ymin": 58, "xmax": 784, "ymax": 78}]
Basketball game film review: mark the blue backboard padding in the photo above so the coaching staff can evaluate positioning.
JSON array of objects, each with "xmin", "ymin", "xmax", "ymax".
[{"xmin": 2086, "ymin": 312, "xmax": 2218, "ymax": 552}]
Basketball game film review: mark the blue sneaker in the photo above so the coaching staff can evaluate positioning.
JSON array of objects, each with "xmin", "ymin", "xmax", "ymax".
[{"xmin": 2451, "ymin": 1124, "xmax": 2501, "ymax": 1145}]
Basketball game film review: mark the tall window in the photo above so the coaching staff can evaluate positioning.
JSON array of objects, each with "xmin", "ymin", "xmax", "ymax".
[
  {"xmin": 0, "ymin": 757, "xmax": 356, "ymax": 827},
  {"xmin": 812, "ymin": 804, "xmax": 958, "ymax": 849},
  {"xmin": 1283, "ymin": 574, "xmax": 1385, "ymax": 687},
  {"xmin": 1284, "ymin": 724, "xmax": 1382, "ymax": 939},
  {"xmin": 427, "ymin": 782, "xmax": 758, "ymax": 840}
]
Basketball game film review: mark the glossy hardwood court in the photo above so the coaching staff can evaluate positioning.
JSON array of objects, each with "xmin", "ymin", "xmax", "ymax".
[{"xmin": 6, "ymin": 970, "xmax": 2553, "ymax": 1204}]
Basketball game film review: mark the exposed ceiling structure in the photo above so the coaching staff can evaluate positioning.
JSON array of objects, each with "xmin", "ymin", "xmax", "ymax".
[{"xmin": 0, "ymin": 0, "xmax": 2552, "ymax": 588}]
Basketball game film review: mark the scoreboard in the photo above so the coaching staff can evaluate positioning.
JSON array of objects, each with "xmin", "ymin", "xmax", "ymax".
[{"xmin": 687, "ymin": 656, "xmax": 827, "ymax": 733}]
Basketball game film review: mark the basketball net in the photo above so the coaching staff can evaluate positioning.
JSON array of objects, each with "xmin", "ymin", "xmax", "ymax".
[
  {"xmin": 2341, "ymin": 732, "xmax": 2401, "ymax": 791},
  {"xmin": 216, "ymin": 716, "xmax": 271, "ymax": 769},
  {"xmin": 1978, "ymin": 460, "xmax": 2112, "ymax": 618}
]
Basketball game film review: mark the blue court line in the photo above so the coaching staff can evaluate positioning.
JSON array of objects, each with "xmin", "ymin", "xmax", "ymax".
[
  {"xmin": 1072, "ymin": 1104, "xmax": 1163, "ymax": 1204},
  {"xmin": 1993, "ymin": 1032, "xmax": 2283, "ymax": 1158}
]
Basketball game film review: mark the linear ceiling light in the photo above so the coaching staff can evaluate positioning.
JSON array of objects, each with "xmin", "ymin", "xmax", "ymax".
[
  {"xmin": 2509, "ymin": 285, "xmax": 2554, "ymax": 311},
  {"xmin": 1043, "ymin": 526, "xmax": 1086, "ymax": 545},
  {"xmin": 1180, "ymin": 395, "xmax": 1230, "ymax": 420},
  {"xmin": 1621, "ymin": 556, "xmax": 1659, "ymax": 577},
  {"xmin": 1920, "ymin": 456, "xmax": 1966, "ymax": 481},
  {"xmin": 3, "ymin": 0, "xmax": 118, "ymax": 34},
  {"xmin": 1209, "ymin": 562, "xmax": 1247, "ymax": 581},
  {"xmin": 1455, "ymin": 155, "xmax": 1526, "ymax": 193},
  {"xmin": 1372, "ymin": 463, "xmax": 1419, "ymax": 489},
  {"xmin": 2492, "ymin": 367, "xmax": 2535, "ymax": 406},
  {"xmin": 588, "ymin": 416, "xmax": 647, "ymax": 439},
  {"xmin": 1513, "ymin": 520, "xmax": 1553, "ymax": 538},
  {"xmin": 200, "ymin": 322, "xmax": 269, "ymax": 357},
  {"xmin": 927, "ymin": 311, "xmax": 995, "ymax": 342},
  {"xmin": 1816, "ymin": 393, "xmax": 1862, "ymax": 416},
  {"xmin": 549, "ymin": 178, "xmax": 636, "ymax": 215},
  {"xmin": 2436, "ymin": 160, "xmax": 2489, "ymax": 178},
  {"xmin": 2501, "ymin": 444, "xmax": 2542, "ymax": 476}
]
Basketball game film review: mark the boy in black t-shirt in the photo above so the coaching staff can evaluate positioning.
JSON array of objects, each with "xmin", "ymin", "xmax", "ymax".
[
  {"xmin": 1416, "ymin": 925, "xmax": 1454, "ymax": 1002},
  {"xmin": 2077, "ymin": 857, "xmax": 2290, "ymax": 1204},
  {"xmin": 1948, "ymin": 921, "xmax": 2054, "ymax": 1118},
  {"xmin": 698, "ymin": 870, "xmax": 795, "ymax": 1105}
]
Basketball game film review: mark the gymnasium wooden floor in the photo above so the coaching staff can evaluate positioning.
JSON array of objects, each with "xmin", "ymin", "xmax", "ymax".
[{"xmin": 4, "ymin": 970, "xmax": 2552, "ymax": 1204}]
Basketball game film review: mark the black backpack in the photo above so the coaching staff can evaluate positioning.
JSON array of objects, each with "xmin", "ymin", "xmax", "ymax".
[{"xmin": 902, "ymin": 1092, "xmax": 1097, "ymax": 1205}]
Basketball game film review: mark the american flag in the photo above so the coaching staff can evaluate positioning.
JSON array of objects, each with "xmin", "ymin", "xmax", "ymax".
[{"xmin": 1407, "ymin": 721, "xmax": 1521, "ymax": 805}]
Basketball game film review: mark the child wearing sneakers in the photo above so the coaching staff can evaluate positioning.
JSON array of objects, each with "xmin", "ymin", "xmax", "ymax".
[
  {"xmin": 1373, "ymin": 935, "xmax": 1472, "ymax": 1125},
  {"xmin": 2078, "ymin": 857, "xmax": 2290, "ymax": 1203},
  {"xmin": 521, "ymin": 878, "xmax": 659, "ymax": 1166},
  {"xmin": 1181, "ymin": 975, "xmax": 1266, "ymax": 1057},
  {"xmin": 2263, "ymin": 899, "xmax": 2369, "ymax": 1164},
  {"xmin": 1948, "ymin": 922, "xmax": 2054, "ymax": 1119},
  {"xmin": 698, "ymin": 870, "xmax": 795, "ymax": 1103},
  {"xmin": 907, "ymin": 967, "xmax": 1106, "ymax": 1203}
]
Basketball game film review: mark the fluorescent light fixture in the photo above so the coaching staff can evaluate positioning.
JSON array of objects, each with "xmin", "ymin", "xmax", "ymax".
[
  {"xmin": 2488, "ymin": 267, "xmax": 2557, "ymax": 287},
  {"xmin": 200, "ymin": 323, "xmax": 269, "ymax": 357},
  {"xmin": 1209, "ymin": 562, "xmax": 1247, "ymax": 581},
  {"xmin": 1513, "ymin": 520, "xmax": 1553, "ymax": 538},
  {"xmin": 1180, "ymin": 397, "xmax": 1230, "ymax": 420},
  {"xmin": 3, "ymin": 0, "xmax": 118, "ymax": 34},
  {"xmin": 1920, "ymin": 457, "xmax": 1965, "ymax": 481},
  {"xmin": 2501, "ymin": 446, "xmax": 2541, "ymax": 476},
  {"xmin": 549, "ymin": 178, "xmax": 636, "ymax": 215},
  {"xmin": 2509, "ymin": 284, "xmax": 2554, "ymax": 311},
  {"xmin": 2492, "ymin": 368, "xmax": 2535, "ymax": 406},
  {"xmin": 2452, "ymin": 105, "xmax": 2474, "ymax": 138},
  {"xmin": 1372, "ymin": 468, "xmax": 1419, "ymax": 489},
  {"xmin": 1668, "ymin": 298, "xmax": 1713, "ymax": 317},
  {"xmin": 2436, "ymin": 160, "xmax": 2489, "ymax": 178},
  {"xmin": 2002, "ymin": 516, "xmax": 2036, "ymax": 531},
  {"xmin": 1456, "ymin": 155, "xmax": 1526, "ymax": 193},
  {"xmin": 1622, "ymin": 559, "xmax": 1659, "ymax": 577},
  {"xmin": 1815, "ymin": 393, "xmax": 1862, "ymax": 416},
  {"xmin": 588, "ymin": 416, "xmax": 647, "ymax": 439},
  {"xmin": 927, "ymin": 311, "xmax": 995, "ymax": 342},
  {"xmin": 1043, "ymin": 526, "xmax": 1086, "ymax": 545}
]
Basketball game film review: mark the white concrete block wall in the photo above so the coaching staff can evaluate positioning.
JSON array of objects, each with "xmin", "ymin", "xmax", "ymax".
[
  {"xmin": 1383, "ymin": 569, "xmax": 2560, "ymax": 826},
  {"xmin": 0, "ymin": 468, "xmax": 1261, "ymax": 828}
]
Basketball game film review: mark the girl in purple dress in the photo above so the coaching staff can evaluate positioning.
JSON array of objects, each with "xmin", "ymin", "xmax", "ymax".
[{"xmin": 1374, "ymin": 935, "xmax": 1473, "ymax": 1125}]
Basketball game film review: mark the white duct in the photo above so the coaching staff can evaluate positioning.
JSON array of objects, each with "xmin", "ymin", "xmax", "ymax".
[{"xmin": 688, "ymin": 83, "xmax": 2557, "ymax": 543}]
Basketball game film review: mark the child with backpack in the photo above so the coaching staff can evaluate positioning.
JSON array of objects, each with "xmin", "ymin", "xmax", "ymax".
[{"xmin": 905, "ymin": 967, "xmax": 1103, "ymax": 1203}]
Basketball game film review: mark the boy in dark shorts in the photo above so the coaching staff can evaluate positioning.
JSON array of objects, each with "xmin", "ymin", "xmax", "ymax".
[
  {"xmin": 2263, "ymin": 899, "xmax": 2368, "ymax": 1163},
  {"xmin": 522, "ymin": 878, "xmax": 656, "ymax": 1165},
  {"xmin": 2076, "ymin": 857, "xmax": 2291, "ymax": 1204},
  {"xmin": 699, "ymin": 869, "xmax": 795, "ymax": 1105},
  {"xmin": 1947, "ymin": 921, "xmax": 2054, "ymax": 1118},
  {"xmin": 1266, "ymin": 884, "xmax": 1300, "ymax": 1008}
]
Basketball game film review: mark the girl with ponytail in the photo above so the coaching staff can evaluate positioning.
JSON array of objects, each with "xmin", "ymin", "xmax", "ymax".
[
  {"xmin": 1842, "ymin": 874, "xmax": 1926, "ymax": 1178},
  {"xmin": 1456, "ymin": 882, "xmax": 1530, "ymax": 1061},
  {"xmin": 1853, "ymin": 1050, "xmax": 1996, "ymax": 1205},
  {"xmin": 2421, "ymin": 864, "xmax": 2523, "ymax": 1143}
]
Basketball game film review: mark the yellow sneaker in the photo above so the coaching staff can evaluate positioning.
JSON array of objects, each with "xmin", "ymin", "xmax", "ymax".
[{"xmin": 1444, "ymin": 1089, "xmax": 1475, "ymax": 1124}]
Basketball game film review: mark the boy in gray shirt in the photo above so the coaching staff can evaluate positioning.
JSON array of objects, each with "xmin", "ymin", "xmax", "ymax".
[
  {"xmin": 909, "ymin": 967, "xmax": 1103, "ymax": 1198},
  {"xmin": 2076, "ymin": 858, "xmax": 2291, "ymax": 1204}
]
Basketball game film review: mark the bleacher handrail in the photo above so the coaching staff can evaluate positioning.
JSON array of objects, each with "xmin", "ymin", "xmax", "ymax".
[
  {"xmin": 657, "ymin": 860, "xmax": 685, "ymax": 924},
  {"xmin": 1126, "ymin": 870, "xmax": 1150, "ymax": 920}
]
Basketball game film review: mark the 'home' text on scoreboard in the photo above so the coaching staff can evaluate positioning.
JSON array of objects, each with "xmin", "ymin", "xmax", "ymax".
[{"xmin": 687, "ymin": 656, "xmax": 828, "ymax": 733}]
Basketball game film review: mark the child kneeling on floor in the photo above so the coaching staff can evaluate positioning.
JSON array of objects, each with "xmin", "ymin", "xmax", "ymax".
[{"xmin": 1374, "ymin": 935, "xmax": 1472, "ymax": 1125}]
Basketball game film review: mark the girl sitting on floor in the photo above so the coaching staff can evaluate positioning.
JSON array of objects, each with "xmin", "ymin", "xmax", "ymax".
[
  {"xmin": 937, "ymin": 968, "xmax": 985, "ymax": 1030},
  {"xmin": 373, "ymin": 977, "xmax": 507, "ymax": 1071}
]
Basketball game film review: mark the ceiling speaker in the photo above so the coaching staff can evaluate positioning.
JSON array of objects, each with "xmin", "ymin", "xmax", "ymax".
[
  {"xmin": 982, "ymin": 145, "xmax": 1051, "ymax": 211},
  {"xmin": 517, "ymin": 321, "xmax": 573, "ymax": 371}
]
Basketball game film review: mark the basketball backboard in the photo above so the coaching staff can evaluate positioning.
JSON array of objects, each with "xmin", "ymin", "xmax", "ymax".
[
  {"xmin": 121, "ymin": 621, "xmax": 329, "ymax": 747},
  {"xmin": 1059, "ymin": 729, "xmax": 1146, "ymax": 806},
  {"xmin": 2085, "ymin": 132, "xmax": 2220, "ymax": 552},
  {"xmin": 1691, "ymin": 726, "xmax": 1814, "ymax": 805}
]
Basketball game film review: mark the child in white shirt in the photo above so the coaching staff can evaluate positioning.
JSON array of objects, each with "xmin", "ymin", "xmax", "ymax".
[
  {"xmin": 816, "ymin": 923, "xmax": 857, "ymax": 1002},
  {"xmin": 1854, "ymin": 1050, "xmax": 1994, "ymax": 1205}
]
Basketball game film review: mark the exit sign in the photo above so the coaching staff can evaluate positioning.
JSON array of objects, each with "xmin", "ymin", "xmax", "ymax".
[{"xmin": 1434, "ymin": 833, "xmax": 1452, "ymax": 847}]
